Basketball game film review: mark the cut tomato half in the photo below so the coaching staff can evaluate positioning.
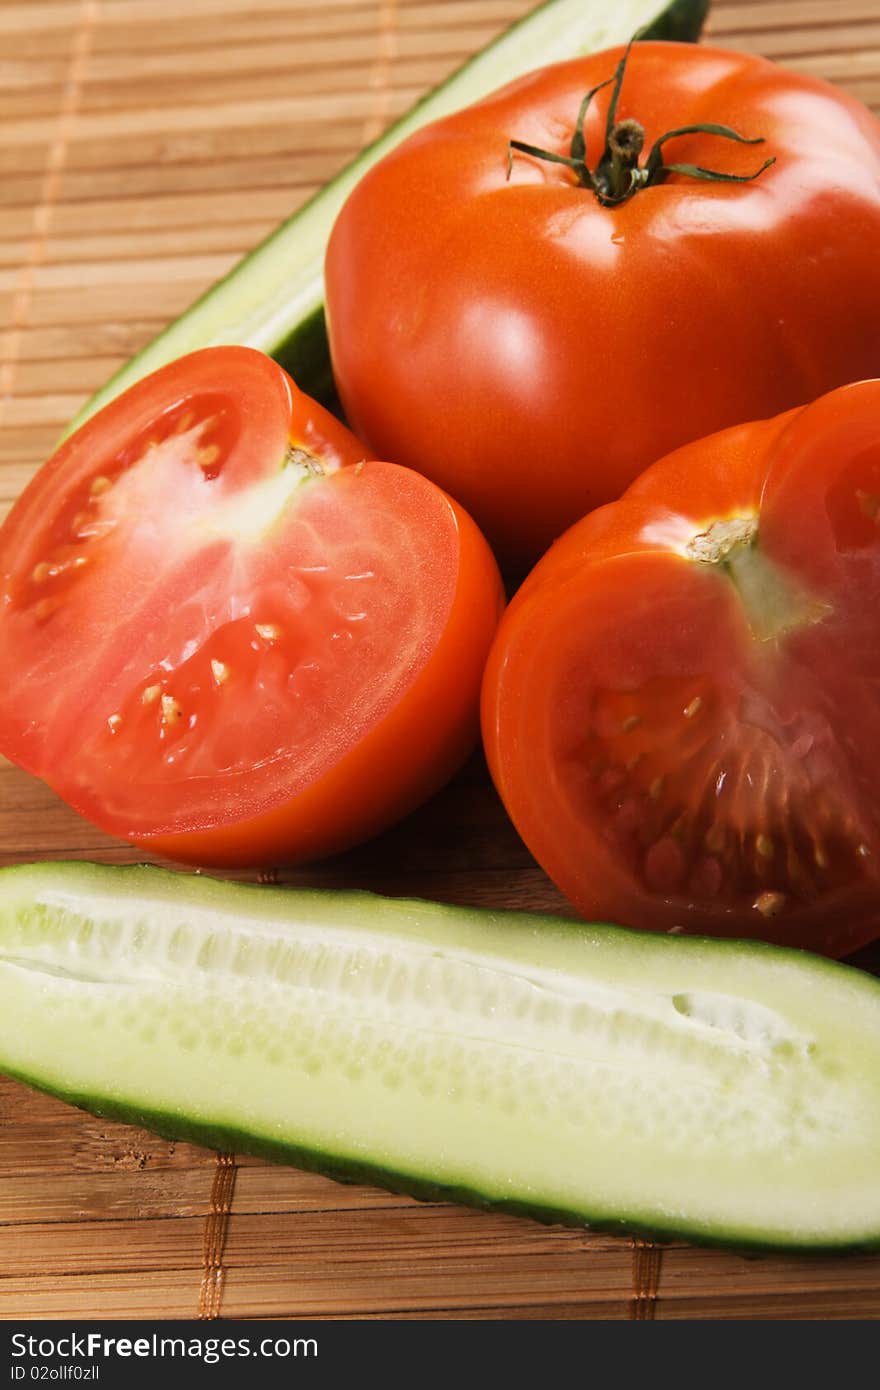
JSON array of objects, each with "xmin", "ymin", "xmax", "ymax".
[
  {"xmin": 0, "ymin": 347, "xmax": 503, "ymax": 866},
  {"xmin": 482, "ymin": 383, "xmax": 880, "ymax": 956}
]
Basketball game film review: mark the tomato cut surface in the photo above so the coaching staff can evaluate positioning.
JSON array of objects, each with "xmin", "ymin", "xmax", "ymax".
[
  {"xmin": 0, "ymin": 348, "xmax": 503, "ymax": 866},
  {"xmin": 482, "ymin": 382, "xmax": 880, "ymax": 956}
]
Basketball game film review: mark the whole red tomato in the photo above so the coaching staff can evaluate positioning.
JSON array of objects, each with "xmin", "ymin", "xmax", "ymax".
[
  {"xmin": 482, "ymin": 379, "xmax": 880, "ymax": 958},
  {"xmin": 326, "ymin": 41, "xmax": 880, "ymax": 563},
  {"xmin": 0, "ymin": 347, "xmax": 503, "ymax": 867}
]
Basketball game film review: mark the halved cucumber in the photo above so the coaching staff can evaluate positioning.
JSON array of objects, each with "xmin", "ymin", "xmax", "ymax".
[
  {"xmin": 64, "ymin": 0, "xmax": 708, "ymax": 435},
  {"xmin": 1, "ymin": 860, "xmax": 878, "ymax": 1251}
]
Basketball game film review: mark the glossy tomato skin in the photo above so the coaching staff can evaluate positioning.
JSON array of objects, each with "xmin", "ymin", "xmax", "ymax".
[
  {"xmin": 482, "ymin": 381, "xmax": 880, "ymax": 957},
  {"xmin": 326, "ymin": 42, "xmax": 880, "ymax": 564},
  {"xmin": 0, "ymin": 347, "xmax": 504, "ymax": 867}
]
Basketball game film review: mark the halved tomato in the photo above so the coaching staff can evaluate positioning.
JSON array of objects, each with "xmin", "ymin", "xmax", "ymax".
[
  {"xmin": 482, "ymin": 382, "xmax": 880, "ymax": 956},
  {"xmin": 0, "ymin": 347, "xmax": 503, "ymax": 866}
]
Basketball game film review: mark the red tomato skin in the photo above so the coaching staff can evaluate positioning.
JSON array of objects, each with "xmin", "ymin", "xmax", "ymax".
[
  {"xmin": 481, "ymin": 382, "xmax": 880, "ymax": 958},
  {"xmin": 326, "ymin": 42, "xmax": 880, "ymax": 564},
  {"xmin": 145, "ymin": 493, "xmax": 504, "ymax": 867},
  {"xmin": 0, "ymin": 348, "xmax": 504, "ymax": 868}
]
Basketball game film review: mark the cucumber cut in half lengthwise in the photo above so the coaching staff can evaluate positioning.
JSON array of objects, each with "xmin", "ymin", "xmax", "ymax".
[
  {"xmin": 64, "ymin": 0, "xmax": 708, "ymax": 435},
  {"xmin": 1, "ymin": 862, "xmax": 879, "ymax": 1252}
]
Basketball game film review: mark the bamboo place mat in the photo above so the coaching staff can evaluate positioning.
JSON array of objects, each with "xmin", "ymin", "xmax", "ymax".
[{"xmin": 2, "ymin": 0, "xmax": 880, "ymax": 1322}]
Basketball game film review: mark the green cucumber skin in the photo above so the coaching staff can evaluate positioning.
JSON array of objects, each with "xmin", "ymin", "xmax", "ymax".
[
  {"xmin": 63, "ymin": 0, "xmax": 708, "ymax": 436},
  {"xmin": 5, "ymin": 1067, "xmax": 879, "ymax": 1258},
  {"xmin": 2, "ymin": 860, "xmax": 879, "ymax": 1254}
]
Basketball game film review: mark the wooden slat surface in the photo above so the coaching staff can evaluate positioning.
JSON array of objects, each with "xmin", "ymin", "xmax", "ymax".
[{"xmin": 2, "ymin": 0, "xmax": 880, "ymax": 1322}]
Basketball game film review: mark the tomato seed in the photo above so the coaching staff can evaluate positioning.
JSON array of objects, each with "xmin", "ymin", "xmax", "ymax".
[
  {"xmin": 754, "ymin": 891, "xmax": 786, "ymax": 917},
  {"xmin": 683, "ymin": 697, "xmax": 703, "ymax": 719},
  {"xmin": 255, "ymin": 623, "xmax": 282, "ymax": 642},
  {"xmin": 89, "ymin": 476, "xmax": 112, "ymax": 496},
  {"xmin": 704, "ymin": 825, "xmax": 725, "ymax": 853},
  {"xmin": 649, "ymin": 775, "xmax": 665, "ymax": 800},
  {"xmin": 197, "ymin": 445, "xmax": 220, "ymax": 470},
  {"xmin": 142, "ymin": 685, "xmax": 161, "ymax": 706},
  {"xmin": 621, "ymin": 714, "xmax": 641, "ymax": 732},
  {"xmin": 210, "ymin": 659, "xmax": 230, "ymax": 686},
  {"xmin": 31, "ymin": 563, "xmax": 51, "ymax": 583},
  {"xmin": 33, "ymin": 598, "xmax": 62, "ymax": 622},
  {"xmin": 107, "ymin": 714, "xmax": 122, "ymax": 734},
  {"xmin": 756, "ymin": 833, "xmax": 774, "ymax": 860},
  {"xmin": 161, "ymin": 695, "xmax": 182, "ymax": 725},
  {"xmin": 669, "ymin": 813, "xmax": 690, "ymax": 844},
  {"xmin": 644, "ymin": 837, "xmax": 684, "ymax": 892}
]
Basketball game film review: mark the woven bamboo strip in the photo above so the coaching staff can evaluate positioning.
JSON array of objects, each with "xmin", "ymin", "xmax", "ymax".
[{"xmin": 1, "ymin": 0, "xmax": 879, "ymax": 1321}]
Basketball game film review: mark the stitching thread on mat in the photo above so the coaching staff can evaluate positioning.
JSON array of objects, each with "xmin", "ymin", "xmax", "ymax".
[
  {"xmin": 630, "ymin": 1238, "xmax": 663, "ymax": 1319},
  {"xmin": 0, "ymin": 0, "xmax": 98, "ymax": 421},
  {"xmin": 198, "ymin": 1152, "xmax": 238, "ymax": 1320}
]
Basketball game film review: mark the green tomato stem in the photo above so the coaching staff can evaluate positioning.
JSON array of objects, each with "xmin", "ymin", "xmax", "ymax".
[{"xmin": 506, "ymin": 36, "xmax": 775, "ymax": 206}]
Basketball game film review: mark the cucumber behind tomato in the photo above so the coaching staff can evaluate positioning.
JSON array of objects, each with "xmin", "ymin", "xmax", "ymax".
[
  {"xmin": 1, "ymin": 860, "xmax": 878, "ymax": 1251},
  {"xmin": 63, "ymin": 0, "xmax": 708, "ymax": 435}
]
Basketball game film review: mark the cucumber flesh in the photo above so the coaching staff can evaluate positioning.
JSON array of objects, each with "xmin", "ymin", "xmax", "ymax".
[
  {"xmin": 64, "ymin": 0, "xmax": 707, "ymax": 436},
  {"xmin": 1, "ymin": 861, "xmax": 878, "ymax": 1251}
]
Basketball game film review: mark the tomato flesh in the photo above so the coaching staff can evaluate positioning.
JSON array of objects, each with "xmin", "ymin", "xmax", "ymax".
[
  {"xmin": 482, "ymin": 382, "xmax": 880, "ymax": 956},
  {"xmin": 0, "ymin": 348, "xmax": 503, "ymax": 865}
]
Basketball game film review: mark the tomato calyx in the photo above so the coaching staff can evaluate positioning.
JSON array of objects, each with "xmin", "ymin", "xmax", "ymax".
[
  {"xmin": 286, "ymin": 446, "xmax": 322, "ymax": 474},
  {"xmin": 686, "ymin": 515, "xmax": 758, "ymax": 565},
  {"xmin": 506, "ymin": 37, "xmax": 775, "ymax": 207}
]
